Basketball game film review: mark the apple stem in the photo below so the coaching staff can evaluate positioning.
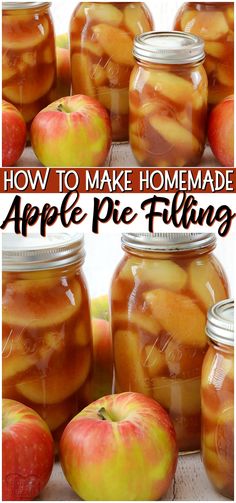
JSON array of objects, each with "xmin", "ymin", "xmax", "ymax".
[{"xmin": 97, "ymin": 407, "xmax": 112, "ymax": 421}]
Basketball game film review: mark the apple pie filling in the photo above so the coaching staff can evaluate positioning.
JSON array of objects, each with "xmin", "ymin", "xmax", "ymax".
[
  {"xmin": 70, "ymin": 2, "xmax": 153, "ymax": 141},
  {"xmin": 2, "ymin": 2, "xmax": 57, "ymax": 128},
  {"xmin": 129, "ymin": 32, "xmax": 208, "ymax": 167},
  {"xmin": 2, "ymin": 235, "xmax": 93, "ymax": 443},
  {"xmin": 174, "ymin": 2, "xmax": 234, "ymax": 109},
  {"xmin": 202, "ymin": 300, "xmax": 234, "ymax": 499},
  {"xmin": 110, "ymin": 233, "xmax": 229, "ymax": 452}
]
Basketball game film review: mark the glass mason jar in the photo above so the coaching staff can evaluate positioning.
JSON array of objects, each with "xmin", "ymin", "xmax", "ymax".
[
  {"xmin": 70, "ymin": 2, "xmax": 153, "ymax": 142},
  {"xmin": 2, "ymin": 2, "xmax": 57, "ymax": 129},
  {"xmin": 2, "ymin": 234, "xmax": 93, "ymax": 444},
  {"xmin": 202, "ymin": 299, "xmax": 234, "ymax": 499},
  {"xmin": 110, "ymin": 233, "xmax": 229, "ymax": 452},
  {"xmin": 174, "ymin": 2, "xmax": 234, "ymax": 109},
  {"xmin": 129, "ymin": 32, "xmax": 208, "ymax": 167}
]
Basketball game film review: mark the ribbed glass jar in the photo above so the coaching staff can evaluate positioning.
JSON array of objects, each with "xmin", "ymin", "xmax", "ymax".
[
  {"xmin": 2, "ymin": 2, "xmax": 57, "ymax": 128},
  {"xmin": 129, "ymin": 31, "xmax": 208, "ymax": 167},
  {"xmin": 110, "ymin": 233, "xmax": 229, "ymax": 452},
  {"xmin": 174, "ymin": 2, "xmax": 234, "ymax": 109},
  {"xmin": 70, "ymin": 2, "xmax": 153, "ymax": 141},
  {"xmin": 201, "ymin": 299, "xmax": 234, "ymax": 499},
  {"xmin": 2, "ymin": 233, "xmax": 93, "ymax": 444}
]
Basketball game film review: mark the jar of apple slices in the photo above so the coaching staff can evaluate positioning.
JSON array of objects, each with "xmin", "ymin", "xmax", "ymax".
[
  {"xmin": 110, "ymin": 233, "xmax": 229, "ymax": 452},
  {"xmin": 2, "ymin": 2, "xmax": 57, "ymax": 129},
  {"xmin": 174, "ymin": 2, "xmax": 234, "ymax": 110},
  {"xmin": 202, "ymin": 299, "xmax": 234, "ymax": 499},
  {"xmin": 2, "ymin": 234, "xmax": 93, "ymax": 445},
  {"xmin": 70, "ymin": 2, "xmax": 153, "ymax": 142},
  {"xmin": 129, "ymin": 32, "xmax": 208, "ymax": 167}
]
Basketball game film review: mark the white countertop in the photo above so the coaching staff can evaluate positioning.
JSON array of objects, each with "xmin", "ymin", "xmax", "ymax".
[
  {"xmin": 16, "ymin": 144, "xmax": 218, "ymax": 168},
  {"xmin": 38, "ymin": 454, "xmax": 227, "ymax": 501}
]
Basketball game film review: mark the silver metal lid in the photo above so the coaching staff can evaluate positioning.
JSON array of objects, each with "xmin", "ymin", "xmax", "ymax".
[
  {"xmin": 2, "ymin": 2, "xmax": 51, "ymax": 10},
  {"xmin": 2, "ymin": 233, "xmax": 84, "ymax": 271},
  {"xmin": 121, "ymin": 233, "xmax": 216, "ymax": 253},
  {"xmin": 206, "ymin": 299, "xmax": 234, "ymax": 347},
  {"xmin": 133, "ymin": 31, "xmax": 205, "ymax": 65}
]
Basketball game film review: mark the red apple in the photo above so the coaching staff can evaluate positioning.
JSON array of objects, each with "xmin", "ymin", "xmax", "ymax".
[
  {"xmin": 49, "ymin": 48, "xmax": 71, "ymax": 102},
  {"xmin": 30, "ymin": 95, "xmax": 112, "ymax": 167},
  {"xmin": 91, "ymin": 318, "xmax": 113, "ymax": 400},
  {"xmin": 60, "ymin": 392, "xmax": 178, "ymax": 500},
  {"xmin": 2, "ymin": 399, "xmax": 54, "ymax": 501},
  {"xmin": 208, "ymin": 95, "xmax": 234, "ymax": 167},
  {"xmin": 2, "ymin": 100, "xmax": 27, "ymax": 166}
]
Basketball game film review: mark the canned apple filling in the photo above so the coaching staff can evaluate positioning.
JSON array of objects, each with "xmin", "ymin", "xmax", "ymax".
[
  {"xmin": 202, "ymin": 299, "xmax": 234, "ymax": 499},
  {"xmin": 110, "ymin": 234, "xmax": 229, "ymax": 452},
  {"xmin": 129, "ymin": 32, "xmax": 208, "ymax": 167},
  {"xmin": 2, "ymin": 2, "xmax": 57, "ymax": 128},
  {"xmin": 70, "ymin": 2, "xmax": 153, "ymax": 141},
  {"xmin": 2, "ymin": 234, "xmax": 93, "ymax": 444},
  {"xmin": 174, "ymin": 2, "xmax": 234, "ymax": 109}
]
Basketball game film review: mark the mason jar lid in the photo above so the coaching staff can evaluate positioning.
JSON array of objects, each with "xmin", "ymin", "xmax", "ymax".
[
  {"xmin": 133, "ymin": 31, "xmax": 205, "ymax": 65},
  {"xmin": 121, "ymin": 233, "xmax": 216, "ymax": 253},
  {"xmin": 2, "ymin": 233, "xmax": 84, "ymax": 271},
  {"xmin": 2, "ymin": 2, "xmax": 51, "ymax": 10},
  {"xmin": 206, "ymin": 299, "xmax": 234, "ymax": 347}
]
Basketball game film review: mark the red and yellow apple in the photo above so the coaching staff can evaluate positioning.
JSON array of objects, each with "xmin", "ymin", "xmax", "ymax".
[
  {"xmin": 91, "ymin": 317, "xmax": 113, "ymax": 400},
  {"xmin": 91, "ymin": 294, "xmax": 109, "ymax": 320},
  {"xmin": 60, "ymin": 392, "xmax": 178, "ymax": 501},
  {"xmin": 30, "ymin": 94, "xmax": 112, "ymax": 167},
  {"xmin": 2, "ymin": 399, "xmax": 54, "ymax": 501},
  {"xmin": 56, "ymin": 33, "xmax": 69, "ymax": 49},
  {"xmin": 2, "ymin": 100, "xmax": 27, "ymax": 166},
  {"xmin": 50, "ymin": 48, "xmax": 71, "ymax": 102},
  {"xmin": 208, "ymin": 95, "xmax": 234, "ymax": 167}
]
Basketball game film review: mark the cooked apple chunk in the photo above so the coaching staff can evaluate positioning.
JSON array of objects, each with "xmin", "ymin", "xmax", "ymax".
[
  {"xmin": 75, "ymin": 3, "xmax": 123, "ymax": 26},
  {"xmin": 71, "ymin": 53, "xmax": 95, "ymax": 97},
  {"xmin": 92, "ymin": 24, "xmax": 134, "ymax": 66},
  {"xmin": 119, "ymin": 258, "xmax": 187, "ymax": 292},
  {"xmin": 144, "ymin": 289, "xmax": 207, "ymax": 347},
  {"xmin": 188, "ymin": 256, "xmax": 227, "ymax": 310},
  {"xmin": 114, "ymin": 330, "xmax": 151, "ymax": 395},
  {"xmin": 123, "ymin": 4, "xmax": 152, "ymax": 36}
]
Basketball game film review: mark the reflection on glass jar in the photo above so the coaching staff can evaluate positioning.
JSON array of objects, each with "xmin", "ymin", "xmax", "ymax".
[
  {"xmin": 129, "ymin": 32, "xmax": 208, "ymax": 167},
  {"xmin": 202, "ymin": 299, "xmax": 234, "ymax": 499},
  {"xmin": 110, "ymin": 233, "xmax": 229, "ymax": 452},
  {"xmin": 70, "ymin": 2, "xmax": 153, "ymax": 141},
  {"xmin": 2, "ymin": 1, "xmax": 57, "ymax": 129},
  {"xmin": 2, "ymin": 234, "xmax": 93, "ymax": 445},
  {"xmin": 174, "ymin": 2, "xmax": 234, "ymax": 109}
]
